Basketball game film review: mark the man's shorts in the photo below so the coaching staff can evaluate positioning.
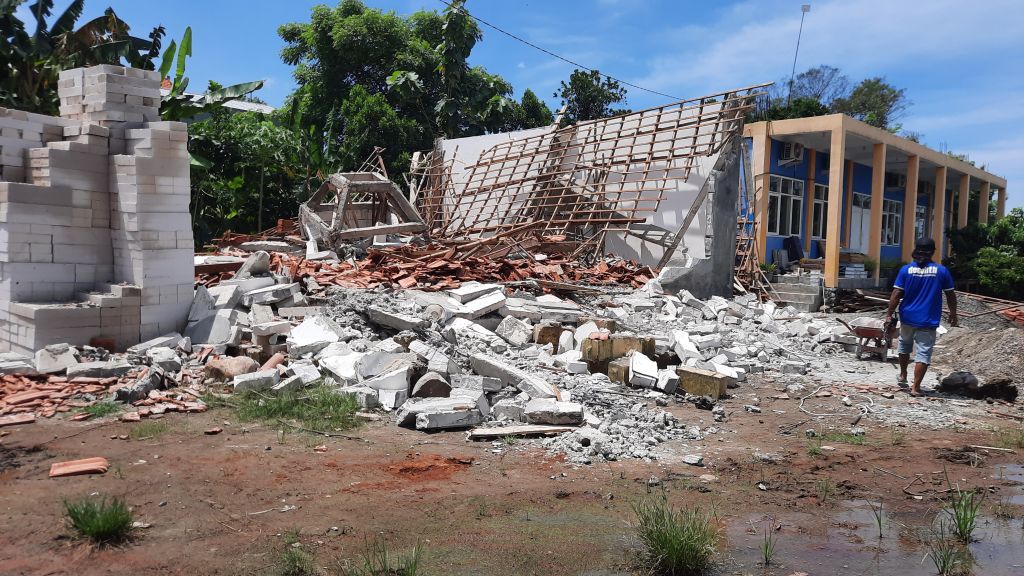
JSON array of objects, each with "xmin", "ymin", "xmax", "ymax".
[{"xmin": 898, "ymin": 325, "xmax": 937, "ymax": 364}]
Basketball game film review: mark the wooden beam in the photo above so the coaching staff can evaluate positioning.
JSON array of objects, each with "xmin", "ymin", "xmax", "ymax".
[
  {"xmin": 901, "ymin": 155, "xmax": 920, "ymax": 263},
  {"xmin": 869, "ymin": 143, "xmax": 886, "ymax": 284},
  {"xmin": 824, "ymin": 127, "xmax": 846, "ymax": 287},
  {"xmin": 330, "ymin": 222, "xmax": 426, "ymax": 241}
]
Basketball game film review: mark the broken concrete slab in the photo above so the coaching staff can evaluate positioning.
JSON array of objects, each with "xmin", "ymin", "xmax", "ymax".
[
  {"xmin": 491, "ymin": 398, "xmax": 526, "ymax": 421},
  {"xmin": 368, "ymin": 306, "xmax": 427, "ymax": 331},
  {"xmin": 115, "ymin": 366, "xmax": 165, "ymax": 403},
  {"xmin": 184, "ymin": 309, "xmax": 238, "ymax": 345},
  {"xmin": 252, "ymin": 320, "xmax": 292, "ymax": 337},
  {"xmin": 145, "ymin": 346, "xmax": 182, "ymax": 373},
  {"xmin": 338, "ymin": 385, "xmax": 381, "ymax": 409},
  {"xmin": 414, "ymin": 408, "xmax": 484, "ymax": 430},
  {"xmin": 219, "ymin": 275, "xmax": 275, "ymax": 294},
  {"xmin": 285, "ymin": 361, "xmax": 322, "ymax": 385},
  {"xmin": 271, "ymin": 374, "xmax": 305, "ymax": 393},
  {"xmin": 377, "ymin": 388, "xmax": 409, "ymax": 411},
  {"xmin": 319, "ymin": 351, "xmax": 367, "ymax": 384},
  {"xmin": 395, "ymin": 396, "xmax": 479, "ymax": 427},
  {"xmin": 127, "ymin": 333, "xmax": 182, "ymax": 356},
  {"xmin": 362, "ymin": 366, "xmax": 412, "ymax": 391},
  {"xmin": 469, "ymin": 353, "xmax": 556, "ymax": 399},
  {"xmin": 407, "ymin": 340, "xmax": 458, "ymax": 375},
  {"xmin": 449, "ymin": 374, "xmax": 502, "ymax": 393},
  {"xmin": 495, "ymin": 316, "xmax": 532, "ymax": 347},
  {"xmin": 234, "ymin": 250, "xmax": 271, "ymax": 278},
  {"xmin": 447, "ymin": 281, "xmax": 503, "ymax": 303},
  {"xmin": 357, "ymin": 352, "xmax": 419, "ymax": 380},
  {"xmin": 628, "ymin": 352, "xmax": 658, "ymax": 388},
  {"xmin": 67, "ymin": 359, "xmax": 132, "ymax": 379},
  {"xmin": 450, "ymin": 387, "xmax": 490, "ymax": 415},
  {"xmin": 233, "ymin": 369, "xmax": 280, "ymax": 393},
  {"xmin": 0, "ymin": 352, "xmax": 37, "ymax": 375},
  {"xmin": 454, "ymin": 290, "xmax": 506, "ymax": 320},
  {"xmin": 243, "ymin": 283, "xmax": 300, "ymax": 307},
  {"xmin": 656, "ymin": 368, "xmax": 679, "ymax": 394},
  {"xmin": 501, "ymin": 296, "xmax": 583, "ymax": 323},
  {"xmin": 574, "ymin": 321, "xmax": 598, "ymax": 349},
  {"xmin": 411, "ymin": 371, "xmax": 451, "ymax": 398},
  {"xmin": 669, "ymin": 330, "xmax": 702, "ymax": 362},
  {"xmin": 34, "ymin": 343, "xmax": 78, "ymax": 374},
  {"xmin": 524, "ymin": 398, "xmax": 584, "ymax": 425},
  {"xmin": 249, "ymin": 303, "xmax": 274, "ymax": 326},
  {"xmin": 286, "ymin": 316, "xmax": 346, "ymax": 356}
]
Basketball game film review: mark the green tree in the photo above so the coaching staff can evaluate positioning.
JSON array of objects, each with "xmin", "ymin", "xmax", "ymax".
[
  {"xmin": 554, "ymin": 69, "xmax": 629, "ymax": 125},
  {"xmin": 280, "ymin": 0, "xmax": 521, "ymax": 177},
  {"xmin": 0, "ymin": 0, "xmax": 164, "ymax": 114},
  {"xmin": 832, "ymin": 77, "xmax": 909, "ymax": 130},
  {"xmin": 763, "ymin": 96, "xmax": 829, "ymax": 121},
  {"xmin": 947, "ymin": 208, "xmax": 1024, "ymax": 300},
  {"xmin": 520, "ymin": 88, "xmax": 554, "ymax": 127}
]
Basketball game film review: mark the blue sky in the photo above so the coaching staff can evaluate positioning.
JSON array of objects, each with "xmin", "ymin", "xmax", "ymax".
[{"xmin": 26, "ymin": 0, "xmax": 1024, "ymax": 208}]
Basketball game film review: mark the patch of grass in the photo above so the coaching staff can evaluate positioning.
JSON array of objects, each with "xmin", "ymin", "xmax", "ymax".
[
  {"xmin": 815, "ymin": 478, "xmax": 836, "ymax": 504},
  {"xmin": 82, "ymin": 401, "xmax": 121, "ymax": 418},
  {"xmin": 992, "ymin": 426, "xmax": 1024, "ymax": 449},
  {"xmin": 760, "ymin": 518, "xmax": 777, "ymax": 567},
  {"xmin": 278, "ymin": 548, "xmax": 315, "ymax": 576},
  {"xmin": 631, "ymin": 497, "xmax": 719, "ymax": 575},
  {"xmin": 339, "ymin": 538, "xmax": 424, "ymax": 576},
  {"xmin": 63, "ymin": 495, "xmax": 133, "ymax": 544},
  {"xmin": 806, "ymin": 436, "xmax": 822, "ymax": 457},
  {"xmin": 500, "ymin": 435, "xmax": 520, "ymax": 446},
  {"xmin": 992, "ymin": 496, "xmax": 1019, "ymax": 520},
  {"xmin": 927, "ymin": 526, "xmax": 973, "ymax": 576},
  {"xmin": 234, "ymin": 384, "xmax": 361, "ymax": 432},
  {"xmin": 944, "ymin": 486, "xmax": 983, "ymax": 543},
  {"xmin": 128, "ymin": 420, "xmax": 169, "ymax": 440},
  {"xmin": 821, "ymin": 431, "xmax": 867, "ymax": 445}
]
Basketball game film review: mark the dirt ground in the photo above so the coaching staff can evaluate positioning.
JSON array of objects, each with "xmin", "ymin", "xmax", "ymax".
[{"xmin": 2, "ymin": 365, "xmax": 1023, "ymax": 576}]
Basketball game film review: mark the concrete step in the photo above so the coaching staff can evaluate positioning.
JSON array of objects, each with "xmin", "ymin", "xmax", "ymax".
[
  {"xmin": 769, "ymin": 283, "xmax": 822, "ymax": 297},
  {"xmin": 777, "ymin": 300, "xmax": 822, "ymax": 313},
  {"xmin": 769, "ymin": 274, "xmax": 823, "ymax": 286},
  {"xmin": 772, "ymin": 290, "xmax": 823, "ymax": 305}
]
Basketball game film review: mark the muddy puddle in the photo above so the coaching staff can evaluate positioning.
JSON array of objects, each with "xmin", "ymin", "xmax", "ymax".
[{"xmin": 722, "ymin": 494, "xmax": 1024, "ymax": 575}]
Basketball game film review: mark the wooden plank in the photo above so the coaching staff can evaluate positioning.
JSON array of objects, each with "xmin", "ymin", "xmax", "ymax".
[
  {"xmin": 467, "ymin": 425, "xmax": 577, "ymax": 440},
  {"xmin": 331, "ymin": 222, "xmax": 426, "ymax": 241},
  {"xmin": 49, "ymin": 457, "xmax": 110, "ymax": 478}
]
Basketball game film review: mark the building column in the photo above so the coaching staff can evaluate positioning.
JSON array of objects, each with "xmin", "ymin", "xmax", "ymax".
[
  {"xmin": 957, "ymin": 174, "xmax": 970, "ymax": 229},
  {"xmin": 842, "ymin": 159, "xmax": 854, "ymax": 247},
  {"xmin": 752, "ymin": 131, "xmax": 772, "ymax": 263},
  {"xmin": 996, "ymin": 187, "xmax": 1007, "ymax": 219},
  {"xmin": 900, "ymin": 155, "xmax": 920, "ymax": 262},
  {"xmin": 804, "ymin": 148, "xmax": 816, "ymax": 254},
  {"xmin": 932, "ymin": 165, "xmax": 947, "ymax": 261},
  {"xmin": 869, "ymin": 143, "xmax": 885, "ymax": 284},
  {"xmin": 979, "ymin": 181, "xmax": 990, "ymax": 224},
  {"xmin": 824, "ymin": 128, "xmax": 846, "ymax": 287}
]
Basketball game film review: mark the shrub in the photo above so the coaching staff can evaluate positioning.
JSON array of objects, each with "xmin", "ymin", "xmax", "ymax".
[
  {"xmin": 64, "ymin": 496, "xmax": 133, "ymax": 544},
  {"xmin": 632, "ymin": 498, "xmax": 719, "ymax": 575}
]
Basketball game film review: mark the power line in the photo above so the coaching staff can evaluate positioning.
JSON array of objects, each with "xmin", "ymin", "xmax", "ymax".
[{"xmin": 436, "ymin": 0, "xmax": 682, "ymax": 101}]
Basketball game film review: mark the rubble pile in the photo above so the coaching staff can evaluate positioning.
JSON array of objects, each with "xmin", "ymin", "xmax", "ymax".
[{"xmin": 2, "ymin": 245, "xmax": 882, "ymax": 462}]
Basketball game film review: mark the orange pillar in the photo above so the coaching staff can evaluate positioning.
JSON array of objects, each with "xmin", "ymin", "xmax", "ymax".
[
  {"xmin": 996, "ymin": 187, "xmax": 1006, "ymax": 219},
  {"xmin": 932, "ymin": 165, "xmax": 947, "ymax": 261},
  {"xmin": 804, "ymin": 148, "xmax": 816, "ymax": 253},
  {"xmin": 843, "ymin": 159, "xmax": 854, "ymax": 247},
  {"xmin": 752, "ymin": 131, "xmax": 772, "ymax": 263},
  {"xmin": 824, "ymin": 128, "xmax": 846, "ymax": 287},
  {"xmin": 978, "ymin": 181, "xmax": 990, "ymax": 224},
  {"xmin": 901, "ymin": 155, "xmax": 920, "ymax": 263},
  {"xmin": 957, "ymin": 174, "xmax": 970, "ymax": 229},
  {"xmin": 869, "ymin": 143, "xmax": 885, "ymax": 284}
]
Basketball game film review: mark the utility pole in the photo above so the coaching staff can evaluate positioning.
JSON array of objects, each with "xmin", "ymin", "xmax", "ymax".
[{"xmin": 787, "ymin": 4, "xmax": 811, "ymax": 107}]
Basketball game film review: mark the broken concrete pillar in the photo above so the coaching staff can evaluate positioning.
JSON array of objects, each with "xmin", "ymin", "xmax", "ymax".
[
  {"xmin": 34, "ymin": 343, "xmax": 78, "ymax": 374},
  {"xmin": 469, "ymin": 353, "xmax": 556, "ymax": 398},
  {"xmin": 233, "ymin": 369, "xmax": 280, "ymax": 393},
  {"xmin": 524, "ymin": 398, "xmax": 584, "ymax": 425},
  {"xmin": 411, "ymin": 371, "xmax": 451, "ymax": 398},
  {"xmin": 495, "ymin": 316, "xmax": 532, "ymax": 347}
]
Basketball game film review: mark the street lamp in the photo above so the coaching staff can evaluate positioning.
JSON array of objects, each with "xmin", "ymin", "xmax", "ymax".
[{"xmin": 786, "ymin": 4, "xmax": 811, "ymax": 107}]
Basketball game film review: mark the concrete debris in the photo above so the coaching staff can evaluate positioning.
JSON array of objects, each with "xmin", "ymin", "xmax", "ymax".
[
  {"xmin": 495, "ymin": 316, "xmax": 532, "ymax": 347},
  {"xmin": 411, "ymin": 371, "xmax": 451, "ymax": 398},
  {"xmin": 524, "ymin": 398, "xmax": 584, "ymax": 425},
  {"xmin": 66, "ymin": 359, "xmax": 132, "ymax": 379},
  {"xmin": 233, "ymin": 369, "xmax": 280, "ymax": 393},
  {"xmin": 34, "ymin": 343, "xmax": 78, "ymax": 374}
]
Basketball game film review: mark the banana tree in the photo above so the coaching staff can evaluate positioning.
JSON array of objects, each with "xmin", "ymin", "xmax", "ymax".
[
  {"xmin": 157, "ymin": 26, "xmax": 263, "ymax": 123},
  {"xmin": 0, "ymin": 0, "xmax": 164, "ymax": 114}
]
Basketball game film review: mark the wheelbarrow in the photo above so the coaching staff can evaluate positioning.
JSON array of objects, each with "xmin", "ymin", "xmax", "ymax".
[{"xmin": 836, "ymin": 316, "xmax": 897, "ymax": 360}]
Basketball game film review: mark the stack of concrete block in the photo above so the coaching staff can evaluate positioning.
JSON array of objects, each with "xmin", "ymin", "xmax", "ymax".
[
  {"xmin": 0, "ymin": 108, "xmax": 68, "ymax": 182},
  {"xmin": 110, "ymin": 120, "xmax": 193, "ymax": 340},
  {"xmin": 58, "ymin": 65, "xmax": 162, "ymax": 131}
]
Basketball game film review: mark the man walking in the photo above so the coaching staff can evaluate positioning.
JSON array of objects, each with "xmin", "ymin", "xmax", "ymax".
[{"xmin": 885, "ymin": 237, "xmax": 958, "ymax": 396}]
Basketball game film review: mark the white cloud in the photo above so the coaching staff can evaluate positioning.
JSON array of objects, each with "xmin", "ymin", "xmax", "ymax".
[
  {"xmin": 635, "ymin": 0, "xmax": 1024, "ymax": 94},
  {"xmin": 516, "ymin": 61, "xmax": 526, "ymax": 69}
]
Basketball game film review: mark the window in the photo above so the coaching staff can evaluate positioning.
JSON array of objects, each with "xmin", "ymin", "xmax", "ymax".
[
  {"xmin": 881, "ymin": 199, "xmax": 902, "ymax": 246},
  {"xmin": 811, "ymin": 183, "xmax": 828, "ymax": 239},
  {"xmin": 767, "ymin": 175, "xmax": 804, "ymax": 236},
  {"xmin": 915, "ymin": 204, "xmax": 927, "ymax": 240}
]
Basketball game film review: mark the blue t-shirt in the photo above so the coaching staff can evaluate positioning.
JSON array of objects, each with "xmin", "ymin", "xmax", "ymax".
[{"xmin": 893, "ymin": 261, "xmax": 954, "ymax": 328}]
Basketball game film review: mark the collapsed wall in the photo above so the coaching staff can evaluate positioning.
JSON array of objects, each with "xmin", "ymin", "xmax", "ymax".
[{"xmin": 0, "ymin": 65, "xmax": 193, "ymax": 354}]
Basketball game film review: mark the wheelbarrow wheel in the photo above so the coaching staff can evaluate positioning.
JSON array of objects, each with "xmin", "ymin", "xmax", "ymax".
[{"xmin": 855, "ymin": 344, "xmax": 864, "ymax": 359}]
